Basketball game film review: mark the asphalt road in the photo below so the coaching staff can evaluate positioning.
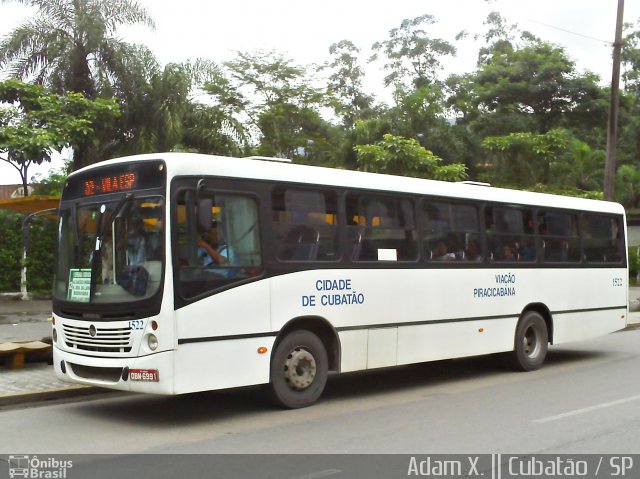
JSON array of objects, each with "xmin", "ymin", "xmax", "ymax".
[{"xmin": 1, "ymin": 329, "xmax": 639, "ymax": 457}]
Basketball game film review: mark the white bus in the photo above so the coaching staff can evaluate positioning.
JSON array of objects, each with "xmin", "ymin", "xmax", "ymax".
[{"xmin": 52, "ymin": 153, "xmax": 628, "ymax": 408}]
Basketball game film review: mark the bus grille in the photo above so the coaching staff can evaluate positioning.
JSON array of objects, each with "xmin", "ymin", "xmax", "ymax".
[{"xmin": 62, "ymin": 324, "xmax": 132, "ymax": 353}]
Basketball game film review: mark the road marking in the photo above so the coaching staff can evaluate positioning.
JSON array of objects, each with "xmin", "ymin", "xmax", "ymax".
[
  {"xmin": 534, "ymin": 394, "xmax": 640, "ymax": 424},
  {"xmin": 292, "ymin": 469, "xmax": 342, "ymax": 479}
]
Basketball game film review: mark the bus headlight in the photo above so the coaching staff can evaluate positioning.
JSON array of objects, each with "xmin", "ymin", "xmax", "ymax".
[
  {"xmin": 147, "ymin": 334, "xmax": 158, "ymax": 351},
  {"xmin": 52, "ymin": 328, "xmax": 58, "ymax": 343}
]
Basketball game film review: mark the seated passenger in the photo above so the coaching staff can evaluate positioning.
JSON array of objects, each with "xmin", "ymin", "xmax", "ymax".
[
  {"xmin": 501, "ymin": 244, "xmax": 517, "ymax": 261},
  {"xmin": 432, "ymin": 240, "xmax": 456, "ymax": 261},
  {"xmin": 465, "ymin": 239, "xmax": 482, "ymax": 261},
  {"xmin": 518, "ymin": 239, "xmax": 535, "ymax": 261}
]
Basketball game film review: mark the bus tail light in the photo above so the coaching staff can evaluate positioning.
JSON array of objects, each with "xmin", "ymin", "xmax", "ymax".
[{"xmin": 151, "ymin": 320, "xmax": 158, "ymax": 331}]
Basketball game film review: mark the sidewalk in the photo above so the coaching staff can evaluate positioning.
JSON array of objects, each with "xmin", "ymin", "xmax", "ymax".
[
  {"xmin": 0, "ymin": 296, "xmax": 102, "ymax": 405},
  {"xmin": 1, "ymin": 293, "xmax": 639, "ymax": 407}
]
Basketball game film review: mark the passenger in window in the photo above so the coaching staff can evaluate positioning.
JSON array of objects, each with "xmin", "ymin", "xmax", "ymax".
[
  {"xmin": 557, "ymin": 239, "xmax": 570, "ymax": 262},
  {"xmin": 125, "ymin": 217, "xmax": 149, "ymax": 265},
  {"xmin": 518, "ymin": 238, "xmax": 535, "ymax": 261},
  {"xmin": 465, "ymin": 239, "xmax": 482, "ymax": 262},
  {"xmin": 448, "ymin": 236, "xmax": 465, "ymax": 260},
  {"xmin": 197, "ymin": 221, "xmax": 232, "ymax": 268},
  {"xmin": 432, "ymin": 240, "xmax": 455, "ymax": 261},
  {"xmin": 501, "ymin": 244, "xmax": 517, "ymax": 261}
]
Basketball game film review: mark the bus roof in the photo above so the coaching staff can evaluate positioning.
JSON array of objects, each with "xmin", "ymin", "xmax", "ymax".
[{"xmin": 72, "ymin": 153, "xmax": 625, "ymax": 215}]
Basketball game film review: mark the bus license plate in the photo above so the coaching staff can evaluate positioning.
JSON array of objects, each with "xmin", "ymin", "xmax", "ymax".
[{"xmin": 129, "ymin": 369, "xmax": 159, "ymax": 382}]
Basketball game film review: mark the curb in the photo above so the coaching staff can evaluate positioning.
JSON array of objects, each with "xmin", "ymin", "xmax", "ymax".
[{"xmin": 0, "ymin": 384, "xmax": 110, "ymax": 407}]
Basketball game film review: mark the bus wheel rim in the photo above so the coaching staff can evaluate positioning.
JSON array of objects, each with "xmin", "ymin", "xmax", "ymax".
[
  {"xmin": 523, "ymin": 324, "xmax": 542, "ymax": 358},
  {"xmin": 284, "ymin": 348, "xmax": 317, "ymax": 391}
]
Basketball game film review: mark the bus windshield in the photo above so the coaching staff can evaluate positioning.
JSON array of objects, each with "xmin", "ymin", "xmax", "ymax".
[{"xmin": 54, "ymin": 196, "xmax": 164, "ymax": 303}]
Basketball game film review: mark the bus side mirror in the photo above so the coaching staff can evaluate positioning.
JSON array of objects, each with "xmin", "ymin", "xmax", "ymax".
[{"xmin": 197, "ymin": 198, "xmax": 213, "ymax": 233}]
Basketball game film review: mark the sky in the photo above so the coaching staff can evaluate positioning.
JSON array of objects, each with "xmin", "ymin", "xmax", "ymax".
[{"xmin": 0, "ymin": 0, "xmax": 637, "ymax": 186}]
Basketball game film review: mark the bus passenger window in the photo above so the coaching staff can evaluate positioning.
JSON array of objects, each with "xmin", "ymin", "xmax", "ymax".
[
  {"xmin": 582, "ymin": 214, "xmax": 623, "ymax": 263},
  {"xmin": 485, "ymin": 206, "xmax": 535, "ymax": 263},
  {"xmin": 175, "ymin": 190, "xmax": 262, "ymax": 298},
  {"xmin": 346, "ymin": 195, "xmax": 417, "ymax": 262},
  {"xmin": 422, "ymin": 201, "xmax": 480, "ymax": 263},
  {"xmin": 272, "ymin": 188, "xmax": 339, "ymax": 261},
  {"xmin": 538, "ymin": 211, "xmax": 580, "ymax": 263}
]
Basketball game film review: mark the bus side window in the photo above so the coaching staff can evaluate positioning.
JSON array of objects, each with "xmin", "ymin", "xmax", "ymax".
[
  {"xmin": 486, "ymin": 206, "xmax": 535, "ymax": 263},
  {"xmin": 582, "ymin": 214, "xmax": 623, "ymax": 263},
  {"xmin": 346, "ymin": 194, "xmax": 417, "ymax": 262},
  {"xmin": 175, "ymin": 190, "xmax": 262, "ymax": 299},
  {"xmin": 273, "ymin": 188, "xmax": 339, "ymax": 262},
  {"xmin": 423, "ymin": 201, "xmax": 480, "ymax": 262},
  {"xmin": 538, "ymin": 210, "xmax": 580, "ymax": 263}
]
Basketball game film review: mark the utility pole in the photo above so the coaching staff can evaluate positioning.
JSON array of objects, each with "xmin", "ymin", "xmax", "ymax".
[{"xmin": 604, "ymin": 0, "xmax": 625, "ymax": 201}]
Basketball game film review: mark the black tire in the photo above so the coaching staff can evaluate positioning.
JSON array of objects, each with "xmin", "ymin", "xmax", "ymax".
[
  {"xmin": 508, "ymin": 311, "xmax": 549, "ymax": 371},
  {"xmin": 267, "ymin": 330, "xmax": 328, "ymax": 409}
]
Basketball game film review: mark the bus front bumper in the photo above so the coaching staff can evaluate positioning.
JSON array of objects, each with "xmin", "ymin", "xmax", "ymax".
[{"xmin": 53, "ymin": 346, "xmax": 175, "ymax": 394}]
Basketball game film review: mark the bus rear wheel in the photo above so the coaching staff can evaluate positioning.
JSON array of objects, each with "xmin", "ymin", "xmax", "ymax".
[
  {"xmin": 268, "ymin": 330, "xmax": 328, "ymax": 409},
  {"xmin": 509, "ymin": 311, "xmax": 548, "ymax": 371}
]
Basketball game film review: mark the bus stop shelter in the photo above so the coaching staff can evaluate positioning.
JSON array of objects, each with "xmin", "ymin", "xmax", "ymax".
[{"xmin": 0, "ymin": 195, "xmax": 60, "ymax": 298}]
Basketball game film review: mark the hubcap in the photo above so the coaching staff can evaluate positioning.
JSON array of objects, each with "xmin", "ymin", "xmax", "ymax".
[
  {"xmin": 284, "ymin": 347, "xmax": 317, "ymax": 391},
  {"xmin": 523, "ymin": 325, "xmax": 542, "ymax": 359}
]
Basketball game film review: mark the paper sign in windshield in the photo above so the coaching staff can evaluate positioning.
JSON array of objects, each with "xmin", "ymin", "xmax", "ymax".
[{"xmin": 68, "ymin": 268, "xmax": 92, "ymax": 302}]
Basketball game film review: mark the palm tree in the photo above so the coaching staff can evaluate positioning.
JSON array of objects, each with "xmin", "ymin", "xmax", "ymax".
[
  {"xmin": 0, "ymin": 0, "xmax": 154, "ymax": 97},
  {"xmin": 0, "ymin": 0, "xmax": 154, "ymax": 168}
]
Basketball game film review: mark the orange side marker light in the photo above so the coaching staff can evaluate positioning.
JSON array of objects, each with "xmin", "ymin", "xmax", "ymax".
[{"xmin": 257, "ymin": 347, "xmax": 268, "ymax": 354}]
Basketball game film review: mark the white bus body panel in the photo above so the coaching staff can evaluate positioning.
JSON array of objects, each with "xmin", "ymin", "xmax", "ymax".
[
  {"xmin": 173, "ymin": 337, "xmax": 274, "ymax": 394},
  {"xmin": 173, "ymin": 280, "xmax": 272, "ymax": 394},
  {"xmin": 269, "ymin": 267, "xmax": 626, "ymax": 373}
]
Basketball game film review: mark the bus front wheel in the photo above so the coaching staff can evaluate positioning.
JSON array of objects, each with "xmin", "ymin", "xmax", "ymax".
[
  {"xmin": 268, "ymin": 330, "xmax": 328, "ymax": 409},
  {"xmin": 509, "ymin": 311, "xmax": 548, "ymax": 371}
]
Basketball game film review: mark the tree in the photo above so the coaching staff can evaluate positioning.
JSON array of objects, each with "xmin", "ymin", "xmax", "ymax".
[
  {"xmin": 616, "ymin": 164, "xmax": 640, "ymax": 208},
  {"xmin": 354, "ymin": 133, "xmax": 467, "ymax": 181},
  {"xmin": 224, "ymin": 50, "xmax": 328, "ymax": 159},
  {"xmin": 0, "ymin": 0, "xmax": 155, "ymax": 169},
  {"xmin": 371, "ymin": 14, "xmax": 456, "ymax": 88},
  {"xmin": 552, "ymin": 139, "xmax": 603, "ymax": 192},
  {"xmin": 30, "ymin": 164, "xmax": 69, "ymax": 196},
  {"xmin": 471, "ymin": 41, "xmax": 605, "ymax": 135},
  {"xmin": 324, "ymin": 40, "xmax": 374, "ymax": 128},
  {"xmin": 481, "ymin": 129, "xmax": 571, "ymax": 186},
  {"xmin": 0, "ymin": 79, "xmax": 119, "ymax": 195}
]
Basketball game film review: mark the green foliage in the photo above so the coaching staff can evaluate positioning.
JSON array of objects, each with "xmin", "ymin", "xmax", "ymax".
[
  {"xmin": 616, "ymin": 164, "xmax": 640, "ymax": 208},
  {"xmin": 628, "ymin": 247, "xmax": 639, "ymax": 282},
  {"xmin": 324, "ymin": 40, "xmax": 374, "ymax": 127},
  {"xmin": 482, "ymin": 129, "xmax": 571, "ymax": 185},
  {"xmin": 524, "ymin": 183, "xmax": 603, "ymax": 200},
  {"xmin": 0, "ymin": 212, "xmax": 21, "ymax": 291},
  {"xmin": 223, "ymin": 50, "xmax": 330, "ymax": 159},
  {"xmin": 0, "ymin": 0, "xmax": 155, "ymax": 169},
  {"xmin": 0, "ymin": 0, "xmax": 155, "ymax": 98},
  {"xmin": 24, "ymin": 216, "xmax": 57, "ymax": 294},
  {"xmin": 354, "ymin": 134, "xmax": 467, "ymax": 181},
  {"xmin": 2, "ymin": 4, "xmax": 640, "ymax": 209},
  {"xmin": 31, "ymin": 165, "xmax": 70, "ymax": 196},
  {"xmin": 0, "ymin": 79, "xmax": 119, "ymax": 191},
  {"xmin": 0, "ymin": 211, "xmax": 57, "ymax": 294},
  {"xmin": 371, "ymin": 14, "xmax": 456, "ymax": 88}
]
